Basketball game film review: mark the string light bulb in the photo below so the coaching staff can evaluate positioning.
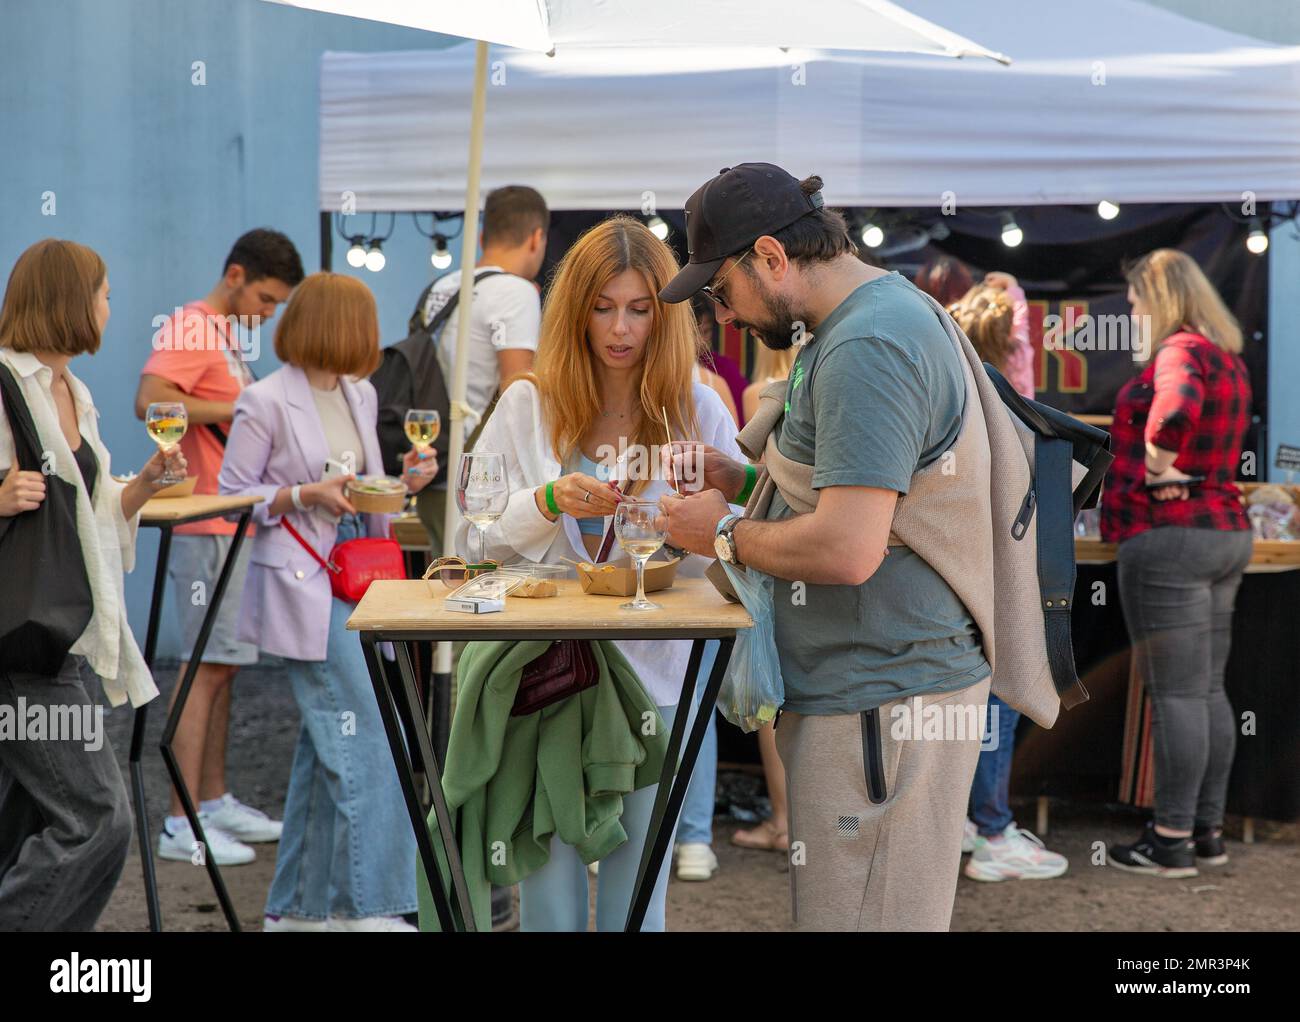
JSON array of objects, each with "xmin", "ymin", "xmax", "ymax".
[
  {"xmin": 345, "ymin": 236, "xmax": 367, "ymax": 268},
  {"xmin": 364, "ymin": 240, "xmax": 386, "ymax": 272},
  {"xmin": 1000, "ymin": 213, "xmax": 1023, "ymax": 248}
]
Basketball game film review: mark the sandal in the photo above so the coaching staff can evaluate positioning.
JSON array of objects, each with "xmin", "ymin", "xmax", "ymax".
[{"xmin": 730, "ymin": 818, "xmax": 788, "ymax": 852}]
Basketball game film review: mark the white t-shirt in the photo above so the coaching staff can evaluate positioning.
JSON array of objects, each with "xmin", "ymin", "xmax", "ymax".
[{"xmin": 421, "ymin": 266, "xmax": 541, "ymax": 439}]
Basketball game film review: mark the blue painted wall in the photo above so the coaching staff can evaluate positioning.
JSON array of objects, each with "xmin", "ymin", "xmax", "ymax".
[{"xmin": 0, "ymin": 0, "xmax": 467, "ymax": 659}]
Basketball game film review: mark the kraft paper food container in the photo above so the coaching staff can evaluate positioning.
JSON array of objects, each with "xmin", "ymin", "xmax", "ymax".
[
  {"xmin": 347, "ymin": 475, "xmax": 407, "ymax": 514},
  {"xmin": 151, "ymin": 475, "xmax": 198, "ymax": 499},
  {"xmin": 577, "ymin": 556, "xmax": 680, "ymax": 597},
  {"xmin": 389, "ymin": 512, "xmax": 429, "ymax": 547}
]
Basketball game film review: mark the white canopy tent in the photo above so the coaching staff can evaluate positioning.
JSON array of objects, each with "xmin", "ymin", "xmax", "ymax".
[{"xmin": 319, "ymin": 0, "xmax": 1300, "ymax": 211}]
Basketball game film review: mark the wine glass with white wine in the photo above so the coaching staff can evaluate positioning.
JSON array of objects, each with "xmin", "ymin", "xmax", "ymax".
[
  {"xmin": 145, "ymin": 401, "xmax": 188, "ymax": 485},
  {"xmin": 614, "ymin": 500, "xmax": 666, "ymax": 611},
  {"xmin": 404, "ymin": 408, "xmax": 440, "ymax": 453},
  {"xmin": 404, "ymin": 409, "xmax": 441, "ymax": 510},
  {"xmin": 455, "ymin": 452, "xmax": 508, "ymax": 563}
]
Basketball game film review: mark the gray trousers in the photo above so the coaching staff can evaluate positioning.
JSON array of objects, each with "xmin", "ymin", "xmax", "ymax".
[
  {"xmin": 1117, "ymin": 526, "xmax": 1253, "ymax": 832},
  {"xmin": 0, "ymin": 656, "xmax": 133, "ymax": 931},
  {"xmin": 776, "ymin": 676, "xmax": 990, "ymax": 931}
]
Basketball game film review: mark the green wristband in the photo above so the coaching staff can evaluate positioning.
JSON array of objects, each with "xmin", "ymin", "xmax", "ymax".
[
  {"xmin": 545, "ymin": 481, "xmax": 560, "ymax": 516},
  {"xmin": 735, "ymin": 463, "xmax": 758, "ymax": 505}
]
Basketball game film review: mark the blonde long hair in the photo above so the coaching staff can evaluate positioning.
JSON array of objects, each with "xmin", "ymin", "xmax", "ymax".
[
  {"xmin": 1125, "ymin": 249, "xmax": 1243, "ymax": 354},
  {"xmin": 948, "ymin": 285, "xmax": 1016, "ymax": 372},
  {"xmin": 532, "ymin": 216, "xmax": 699, "ymax": 495}
]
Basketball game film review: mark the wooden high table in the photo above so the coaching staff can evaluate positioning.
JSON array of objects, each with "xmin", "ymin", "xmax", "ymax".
[
  {"xmin": 131, "ymin": 493, "xmax": 262, "ymax": 933},
  {"xmin": 348, "ymin": 576, "xmax": 753, "ymax": 932}
]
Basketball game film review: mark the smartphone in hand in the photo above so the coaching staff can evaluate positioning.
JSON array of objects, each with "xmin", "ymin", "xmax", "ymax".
[{"xmin": 1144, "ymin": 474, "xmax": 1205, "ymax": 491}]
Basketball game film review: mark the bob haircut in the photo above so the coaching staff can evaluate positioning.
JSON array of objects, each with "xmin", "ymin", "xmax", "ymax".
[
  {"xmin": 0, "ymin": 239, "xmax": 107, "ymax": 356},
  {"xmin": 273, "ymin": 272, "xmax": 381, "ymax": 377}
]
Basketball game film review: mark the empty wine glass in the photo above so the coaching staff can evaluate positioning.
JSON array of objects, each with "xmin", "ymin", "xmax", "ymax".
[
  {"xmin": 456, "ymin": 452, "xmax": 508, "ymax": 563},
  {"xmin": 614, "ymin": 500, "xmax": 665, "ymax": 611}
]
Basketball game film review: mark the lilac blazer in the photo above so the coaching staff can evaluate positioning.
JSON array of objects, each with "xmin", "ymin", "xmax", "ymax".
[{"xmin": 218, "ymin": 365, "xmax": 387, "ymax": 662}]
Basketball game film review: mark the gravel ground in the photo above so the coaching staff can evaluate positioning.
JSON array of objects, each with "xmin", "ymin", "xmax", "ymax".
[{"xmin": 95, "ymin": 664, "xmax": 1299, "ymax": 932}]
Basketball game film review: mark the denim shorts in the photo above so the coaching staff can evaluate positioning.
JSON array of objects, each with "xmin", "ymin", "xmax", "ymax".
[{"xmin": 168, "ymin": 533, "xmax": 258, "ymax": 666}]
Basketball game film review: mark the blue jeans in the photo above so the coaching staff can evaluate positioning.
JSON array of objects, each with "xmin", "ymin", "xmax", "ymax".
[
  {"xmin": 519, "ymin": 700, "xmax": 690, "ymax": 932},
  {"xmin": 967, "ymin": 694, "xmax": 1020, "ymax": 837},
  {"xmin": 266, "ymin": 516, "xmax": 416, "ymax": 919},
  {"xmin": 677, "ymin": 640, "xmax": 719, "ymax": 846}
]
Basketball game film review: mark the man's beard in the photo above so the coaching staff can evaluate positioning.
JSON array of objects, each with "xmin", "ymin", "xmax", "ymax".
[{"xmin": 735, "ymin": 284, "xmax": 801, "ymax": 351}]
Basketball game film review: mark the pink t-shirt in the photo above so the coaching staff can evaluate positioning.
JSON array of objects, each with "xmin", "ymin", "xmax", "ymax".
[
  {"xmin": 140, "ymin": 300, "xmax": 253, "ymax": 536},
  {"xmin": 1003, "ymin": 284, "xmax": 1036, "ymax": 400}
]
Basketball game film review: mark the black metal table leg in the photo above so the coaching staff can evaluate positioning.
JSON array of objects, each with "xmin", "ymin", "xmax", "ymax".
[
  {"xmin": 392, "ymin": 642, "xmax": 476, "ymax": 929},
  {"xmin": 129, "ymin": 525, "xmax": 172, "ymax": 932},
  {"xmin": 625, "ymin": 636, "xmax": 734, "ymax": 931},
  {"xmin": 361, "ymin": 638, "xmax": 474, "ymax": 932},
  {"xmin": 157, "ymin": 510, "xmax": 252, "ymax": 933}
]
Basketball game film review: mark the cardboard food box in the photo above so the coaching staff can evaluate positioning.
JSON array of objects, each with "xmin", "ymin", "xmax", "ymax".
[
  {"xmin": 347, "ymin": 475, "xmax": 408, "ymax": 514},
  {"xmin": 389, "ymin": 513, "xmax": 429, "ymax": 548},
  {"xmin": 151, "ymin": 475, "xmax": 198, "ymax": 499},
  {"xmin": 577, "ymin": 556, "xmax": 680, "ymax": 597}
]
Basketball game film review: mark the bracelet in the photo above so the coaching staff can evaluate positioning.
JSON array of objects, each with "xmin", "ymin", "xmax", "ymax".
[
  {"xmin": 290, "ymin": 484, "xmax": 308, "ymax": 512},
  {"xmin": 735, "ymin": 463, "xmax": 758, "ymax": 505},
  {"xmin": 544, "ymin": 481, "xmax": 560, "ymax": 517}
]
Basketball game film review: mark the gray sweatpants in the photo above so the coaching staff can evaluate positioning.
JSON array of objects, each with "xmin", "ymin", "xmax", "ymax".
[
  {"xmin": 776, "ymin": 676, "xmax": 990, "ymax": 931},
  {"xmin": 1117, "ymin": 526, "xmax": 1253, "ymax": 832},
  {"xmin": 0, "ymin": 656, "xmax": 133, "ymax": 931}
]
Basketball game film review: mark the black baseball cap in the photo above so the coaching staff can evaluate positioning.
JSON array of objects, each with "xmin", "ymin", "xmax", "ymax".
[{"xmin": 659, "ymin": 163, "xmax": 824, "ymax": 304}]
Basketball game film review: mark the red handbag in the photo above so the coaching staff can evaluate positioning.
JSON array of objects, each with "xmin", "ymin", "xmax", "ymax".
[{"xmin": 280, "ymin": 518, "xmax": 405, "ymax": 602}]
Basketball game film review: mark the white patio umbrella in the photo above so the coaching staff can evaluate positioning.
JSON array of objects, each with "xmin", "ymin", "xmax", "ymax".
[{"xmin": 267, "ymin": 0, "xmax": 1009, "ymax": 552}]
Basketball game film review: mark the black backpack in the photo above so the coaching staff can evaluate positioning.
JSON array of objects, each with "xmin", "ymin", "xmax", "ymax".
[
  {"xmin": 983, "ymin": 361, "xmax": 1114, "ymax": 708},
  {"xmin": 371, "ymin": 269, "xmax": 505, "ymax": 481}
]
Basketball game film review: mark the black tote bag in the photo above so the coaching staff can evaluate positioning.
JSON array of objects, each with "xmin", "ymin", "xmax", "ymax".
[{"xmin": 0, "ymin": 364, "xmax": 94, "ymax": 677}]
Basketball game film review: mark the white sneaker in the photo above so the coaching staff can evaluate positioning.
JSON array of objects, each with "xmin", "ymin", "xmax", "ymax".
[
  {"xmin": 326, "ymin": 915, "xmax": 418, "ymax": 932},
  {"xmin": 961, "ymin": 818, "xmax": 978, "ymax": 854},
  {"xmin": 964, "ymin": 823, "xmax": 1068, "ymax": 882},
  {"xmin": 674, "ymin": 842, "xmax": 719, "ymax": 881},
  {"xmin": 263, "ymin": 914, "xmax": 327, "ymax": 932},
  {"xmin": 157, "ymin": 816, "xmax": 255, "ymax": 866},
  {"xmin": 204, "ymin": 794, "xmax": 282, "ymax": 843}
]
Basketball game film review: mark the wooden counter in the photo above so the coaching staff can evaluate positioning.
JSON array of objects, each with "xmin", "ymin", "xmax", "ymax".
[
  {"xmin": 1075, "ymin": 536, "xmax": 1300, "ymax": 571},
  {"xmin": 139, "ymin": 493, "xmax": 262, "ymax": 524},
  {"xmin": 347, "ymin": 576, "xmax": 753, "ymax": 641}
]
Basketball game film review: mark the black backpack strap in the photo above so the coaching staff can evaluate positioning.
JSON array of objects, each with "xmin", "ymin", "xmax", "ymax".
[
  {"xmin": 1034, "ymin": 434, "xmax": 1089, "ymax": 709},
  {"xmin": 414, "ymin": 269, "xmax": 509, "ymax": 342},
  {"xmin": 0, "ymin": 364, "xmax": 44, "ymax": 471},
  {"xmin": 983, "ymin": 362, "xmax": 1113, "ymax": 513}
]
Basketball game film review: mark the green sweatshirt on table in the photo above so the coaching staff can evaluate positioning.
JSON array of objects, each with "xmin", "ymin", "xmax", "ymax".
[{"xmin": 417, "ymin": 639, "xmax": 668, "ymax": 931}]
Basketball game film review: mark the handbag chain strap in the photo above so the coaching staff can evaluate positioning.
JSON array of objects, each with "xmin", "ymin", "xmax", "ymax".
[{"xmin": 279, "ymin": 516, "xmax": 341, "ymax": 574}]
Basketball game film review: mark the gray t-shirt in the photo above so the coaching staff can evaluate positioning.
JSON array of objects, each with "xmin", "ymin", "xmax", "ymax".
[{"xmin": 766, "ymin": 272, "xmax": 990, "ymax": 715}]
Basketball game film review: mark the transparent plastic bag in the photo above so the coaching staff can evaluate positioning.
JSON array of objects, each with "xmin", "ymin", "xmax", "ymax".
[{"xmin": 717, "ymin": 560, "xmax": 785, "ymax": 732}]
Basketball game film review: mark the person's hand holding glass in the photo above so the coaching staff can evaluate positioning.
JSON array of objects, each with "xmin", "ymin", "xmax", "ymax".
[
  {"xmin": 456, "ymin": 452, "xmax": 508, "ymax": 563},
  {"xmin": 144, "ymin": 401, "xmax": 189, "ymax": 486},
  {"xmin": 615, "ymin": 500, "xmax": 666, "ymax": 611}
]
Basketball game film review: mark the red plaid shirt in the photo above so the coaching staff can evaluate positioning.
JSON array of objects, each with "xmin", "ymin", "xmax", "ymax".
[{"xmin": 1100, "ymin": 332, "xmax": 1251, "ymax": 543}]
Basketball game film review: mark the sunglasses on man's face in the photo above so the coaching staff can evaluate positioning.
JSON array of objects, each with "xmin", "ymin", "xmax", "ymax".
[{"xmin": 700, "ymin": 249, "xmax": 753, "ymax": 310}]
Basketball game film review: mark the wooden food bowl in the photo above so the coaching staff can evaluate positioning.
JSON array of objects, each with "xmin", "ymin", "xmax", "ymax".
[{"xmin": 577, "ymin": 556, "xmax": 680, "ymax": 597}]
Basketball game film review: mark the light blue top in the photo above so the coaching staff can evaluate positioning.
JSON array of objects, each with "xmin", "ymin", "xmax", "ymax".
[{"xmin": 566, "ymin": 450, "xmax": 611, "ymax": 537}]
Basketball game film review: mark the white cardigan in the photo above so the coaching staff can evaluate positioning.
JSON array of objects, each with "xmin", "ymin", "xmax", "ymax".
[
  {"xmin": 0, "ymin": 349, "xmax": 155, "ymax": 707},
  {"xmin": 455, "ymin": 378, "xmax": 744, "ymax": 706}
]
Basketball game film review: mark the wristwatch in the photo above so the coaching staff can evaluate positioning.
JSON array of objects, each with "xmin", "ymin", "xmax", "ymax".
[{"xmin": 714, "ymin": 513, "xmax": 742, "ymax": 565}]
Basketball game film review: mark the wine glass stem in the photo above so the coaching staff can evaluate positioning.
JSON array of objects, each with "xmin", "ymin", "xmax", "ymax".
[
  {"xmin": 635, "ymin": 555, "xmax": 648, "ymax": 605},
  {"xmin": 476, "ymin": 523, "xmax": 487, "ymax": 563}
]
